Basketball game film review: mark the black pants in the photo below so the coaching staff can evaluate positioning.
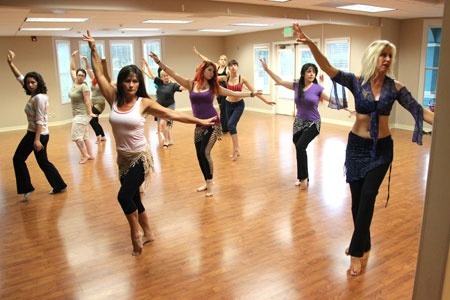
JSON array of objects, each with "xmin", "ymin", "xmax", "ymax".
[
  {"xmin": 292, "ymin": 125, "xmax": 319, "ymax": 181},
  {"xmin": 348, "ymin": 162, "xmax": 391, "ymax": 257},
  {"xmin": 195, "ymin": 126, "xmax": 217, "ymax": 181},
  {"xmin": 89, "ymin": 106, "xmax": 105, "ymax": 137},
  {"xmin": 118, "ymin": 160, "xmax": 145, "ymax": 215},
  {"xmin": 13, "ymin": 130, "xmax": 67, "ymax": 194}
]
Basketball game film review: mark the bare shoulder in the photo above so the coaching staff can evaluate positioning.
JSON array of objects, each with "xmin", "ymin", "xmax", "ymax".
[{"xmin": 393, "ymin": 80, "xmax": 405, "ymax": 91}]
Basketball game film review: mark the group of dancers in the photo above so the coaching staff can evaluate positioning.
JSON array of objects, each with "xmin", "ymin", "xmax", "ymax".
[{"xmin": 8, "ymin": 23, "xmax": 434, "ymax": 276}]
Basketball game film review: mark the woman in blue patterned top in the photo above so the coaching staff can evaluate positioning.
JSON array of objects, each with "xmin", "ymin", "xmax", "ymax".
[{"xmin": 293, "ymin": 23, "xmax": 434, "ymax": 276}]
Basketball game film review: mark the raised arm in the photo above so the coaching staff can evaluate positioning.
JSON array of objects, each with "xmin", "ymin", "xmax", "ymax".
[
  {"xmin": 82, "ymin": 31, "xmax": 116, "ymax": 106},
  {"xmin": 259, "ymin": 57, "xmax": 294, "ymax": 90},
  {"xmin": 6, "ymin": 50, "xmax": 24, "ymax": 86},
  {"xmin": 293, "ymin": 23, "xmax": 339, "ymax": 79},
  {"xmin": 149, "ymin": 51, "xmax": 193, "ymax": 90},
  {"xmin": 70, "ymin": 50, "xmax": 78, "ymax": 82},
  {"xmin": 141, "ymin": 57, "xmax": 156, "ymax": 80},
  {"xmin": 193, "ymin": 46, "xmax": 216, "ymax": 65},
  {"xmin": 242, "ymin": 76, "xmax": 275, "ymax": 106},
  {"xmin": 101, "ymin": 58, "xmax": 112, "ymax": 83},
  {"xmin": 219, "ymin": 86, "xmax": 262, "ymax": 98},
  {"xmin": 81, "ymin": 56, "xmax": 95, "ymax": 80}
]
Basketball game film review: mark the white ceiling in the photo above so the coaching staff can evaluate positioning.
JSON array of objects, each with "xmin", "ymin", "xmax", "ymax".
[{"xmin": 0, "ymin": 0, "xmax": 444, "ymax": 38}]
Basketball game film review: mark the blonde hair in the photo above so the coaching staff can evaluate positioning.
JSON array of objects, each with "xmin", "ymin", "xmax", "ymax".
[{"xmin": 360, "ymin": 40, "xmax": 396, "ymax": 85}]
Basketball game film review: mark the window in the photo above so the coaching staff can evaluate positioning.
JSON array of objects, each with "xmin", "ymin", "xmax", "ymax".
[
  {"xmin": 55, "ymin": 40, "xmax": 72, "ymax": 104},
  {"xmin": 423, "ymin": 27, "xmax": 441, "ymax": 109},
  {"xmin": 78, "ymin": 40, "xmax": 105, "ymax": 72},
  {"xmin": 253, "ymin": 44, "xmax": 270, "ymax": 94},
  {"xmin": 142, "ymin": 39, "xmax": 161, "ymax": 95},
  {"xmin": 110, "ymin": 40, "xmax": 134, "ymax": 82},
  {"xmin": 325, "ymin": 38, "xmax": 350, "ymax": 99}
]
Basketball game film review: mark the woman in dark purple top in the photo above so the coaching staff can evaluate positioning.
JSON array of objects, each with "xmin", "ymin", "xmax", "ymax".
[
  {"xmin": 149, "ymin": 52, "xmax": 261, "ymax": 197},
  {"xmin": 260, "ymin": 60, "xmax": 346, "ymax": 189},
  {"xmin": 294, "ymin": 23, "xmax": 434, "ymax": 276}
]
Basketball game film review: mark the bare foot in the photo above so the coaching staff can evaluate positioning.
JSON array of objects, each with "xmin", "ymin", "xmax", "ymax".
[
  {"xmin": 79, "ymin": 156, "xmax": 89, "ymax": 164},
  {"xmin": 143, "ymin": 233, "xmax": 155, "ymax": 245},
  {"xmin": 131, "ymin": 235, "xmax": 143, "ymax": 256},
  {"xmin": 197, "ymin": 184, "xmax": 207, "ymax": 192},
  {"xmin": 230, "ymin": 150, "xmax": 240, "ymax": 161},
  {"xmin": 21, "ymin": 191, "xmax": 33, "ymax": 202},
  {"xmin": 349, "ymin": 256, "xmax": 362, "ymax": 276},
  {"xmin": 299, "ymin": 179, "xmax": 309, "ymax": 190},
  {"xmin": 205, "ymin": 180, "xmax": 213, "ymax": 197}
]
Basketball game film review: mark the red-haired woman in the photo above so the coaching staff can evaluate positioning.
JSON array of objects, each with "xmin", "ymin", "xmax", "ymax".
[{"xmin": 149, "ymin": 52, "xmax": 261, "ymax": 197}]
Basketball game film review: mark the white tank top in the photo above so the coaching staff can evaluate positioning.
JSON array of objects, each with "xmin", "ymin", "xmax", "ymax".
[{"xmin": 109, "ymin": 97, "xmax": 147, "ymax": 152}]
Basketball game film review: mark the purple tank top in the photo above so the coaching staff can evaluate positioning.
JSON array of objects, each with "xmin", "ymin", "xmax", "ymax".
[{"xmin": 189, "ymin": 89, "xmax": 219, "ymax": 121}]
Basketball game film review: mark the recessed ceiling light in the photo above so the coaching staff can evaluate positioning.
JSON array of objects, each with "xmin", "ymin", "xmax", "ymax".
[
  {"xmin": 142, "ymin": 20, "xmax": 192, "ymax": 24},
  {"xmin": 232, "ymin": 23, "xmax": 269, "ymax": 27},
  {"xmin": 20, "ymin": 27, "xmax": 72, "ymax": 31},
  {"xmin": 198, "ymin": 29, "xmax": 234, "ymax": 33},
  {"xmin": 337, "ymin": 4, "xmax": 396, "ymax": 13},
  {"xmin": 120, "ymin": 28, "xmax": 160, "ymax": 31},
  {"xmin": 25, "ymin": 17, "xmax": 88, "ymax": 22}
]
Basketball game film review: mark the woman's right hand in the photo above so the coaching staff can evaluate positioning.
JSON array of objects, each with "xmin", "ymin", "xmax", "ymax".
[
  {"xmin": 7, "ymin": 50, "xmax": 15, "ymax": 64},
  {"xmin": 82, "ymin": 31, "xmax": 96, "ymax": 49}
]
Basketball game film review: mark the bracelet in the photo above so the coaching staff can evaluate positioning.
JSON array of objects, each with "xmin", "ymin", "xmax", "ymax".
[
  {"xmin": 155, "ymin": 60, "xmax": 160, "ymax": 64},
  {"xmin": 250, "ymin": 92, "xmax": 255, "ymax": 97}
]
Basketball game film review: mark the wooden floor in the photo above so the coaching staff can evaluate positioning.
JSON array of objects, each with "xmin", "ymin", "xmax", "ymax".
[{"xmin": 0, "ymin": 111, "xmax": 431, "ymax": 300}]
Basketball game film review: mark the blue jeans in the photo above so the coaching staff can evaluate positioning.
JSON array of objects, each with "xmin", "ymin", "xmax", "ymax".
[{"xmin": 225, "ymin": 99, "xmax": 245, "ymax": 135}]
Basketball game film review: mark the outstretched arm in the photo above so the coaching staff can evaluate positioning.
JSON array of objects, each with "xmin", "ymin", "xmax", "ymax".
[
  {"xmin": 293, "ymin": 23, "xmax": 339, "ymax": 79},
  {"xmin": 242, "ymin": 77, "xmax": 275, "ymax": 106},
  {"xmin": 141, "ymin": 57, "xmax": 156, "ymax": 80},
  {"xmin": 259, "ymin": 58, "xmax": 294, "ymax": 90},
  {"xmin": 193, "ymin": 46, "xmax": 217, "ymax": 66},
  {"xmin": 82, "ymin": 31, "xmax": 116, "ymax": 106},
  {"xmin": 81, "ymin": 56, "xmax": 95, "ymax": 80},
  {"xmin": 149, "ymin": 51, "xmax": 193, "ymax": 90},
  {"xmin": 142, "ymin": 98, "xmax": 217, "ymax": 126},
  {"xmin": 6, "ymin": 50, "xmax": 24, "ymax": 86}
]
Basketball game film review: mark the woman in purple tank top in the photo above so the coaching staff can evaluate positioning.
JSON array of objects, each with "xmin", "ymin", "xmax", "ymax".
[{"xmin": 148, "ymin": 52, "xmax": 262, "ymax": 197}]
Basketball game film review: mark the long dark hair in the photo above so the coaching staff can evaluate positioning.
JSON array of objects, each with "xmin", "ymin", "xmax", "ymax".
[
  {"xmin": 23, "ymin": 72, "xmax": 47, "ymax": 95},
  {"xmin": 193, "ymin": 61, "xmax": 220, "ymax": 95},
  {"xmin": 297, "ymin": 63, "xmax": 318, "ymax": 101},
  {"xmin": 116, "ymin": 65, "xmax": 149, "ymax": 106}
]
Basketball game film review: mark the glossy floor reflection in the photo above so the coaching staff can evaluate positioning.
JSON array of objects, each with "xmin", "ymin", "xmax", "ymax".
[{"xmin": 0, "ymin": 111, "xmax": 431, "ymax": 299}]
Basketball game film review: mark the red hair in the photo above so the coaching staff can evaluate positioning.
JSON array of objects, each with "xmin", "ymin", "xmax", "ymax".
[{"xmin": 193, "ymin": 61, "xmax": 220, "ymax": 95}]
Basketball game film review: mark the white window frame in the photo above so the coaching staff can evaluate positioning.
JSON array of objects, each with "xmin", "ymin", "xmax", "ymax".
[
  {"xmin": 109, "ymin": 40, "xmax": 135, "ymax": 82},
  {"xmin": 78, "ymin": 40, "xmax": 105, "ymax": 74},
  {"xmin": 142, "ymin": 39, "xmax": 162, "ymax": 95},
  {"xmin": 253, "ymin": 44, "xmax": 270, "ymax": 94},
  {"xmin": 55, "ymin": 40, "xmax": 72, "ymax": 104}
]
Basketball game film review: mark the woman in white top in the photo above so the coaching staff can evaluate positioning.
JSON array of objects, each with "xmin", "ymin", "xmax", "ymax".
[
  {"xmin": 83, "ymin": 31, "xmax": 216, "ymax": 256},
  {"xmin": 7, "ymin": 50, "xmax": 67, "ymax": 201}
]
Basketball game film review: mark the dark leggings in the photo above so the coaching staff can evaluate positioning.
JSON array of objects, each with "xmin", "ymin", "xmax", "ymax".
[
  {"xmin": 118, "ymin": 160, "xmax": 145, "ymax": 215},
  {"xmin": 225, "ymin": 99, "xmax": 245, "ymax": 135},
  {"xmin": 195, "ymin": 126, "xmax": 217, "ymax": 181},
  {"xmin": 89, "ymin": 106, "xmax": 105, "ymax": 137},
  {"xmin": 13, "ymin": 130, "xmax": 67, "ymax": 194},
  {"xmin": 348, "ymin": 162, "xmax": 391, "ymax": 257},
  {"xmin": 292, "ymin": 125, "xmax": 319, "ymax": 181}
]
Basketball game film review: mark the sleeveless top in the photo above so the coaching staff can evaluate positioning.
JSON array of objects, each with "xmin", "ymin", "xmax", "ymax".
[
  {"xmin": 189, "ymin": 88, "xmax": 219, "ymax": 126},
  {"xmin": 226, "ymin": 75, "xmax": 243, "ymax": 92},
  {"xmin": 218, "ymin": 66, "xmax": 228, "ymax": 88},
  {"xmin": 109, "ymin": 97, "xmax": 147, "ymax": 152}
]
